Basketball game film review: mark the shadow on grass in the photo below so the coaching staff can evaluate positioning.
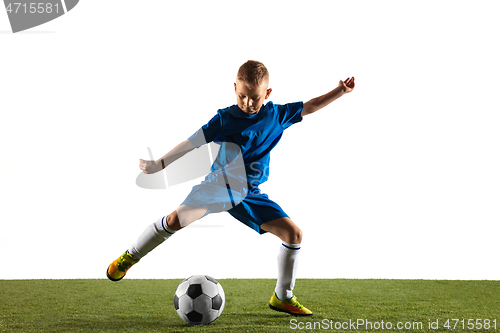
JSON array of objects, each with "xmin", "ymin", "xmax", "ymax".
[
  {"xmin": 47, "ymin": 314, "xmax": 180, "ymax": 331},
  {"xmin": 43, "ymin": 312, "xmax": 293, "ymax": 332}
]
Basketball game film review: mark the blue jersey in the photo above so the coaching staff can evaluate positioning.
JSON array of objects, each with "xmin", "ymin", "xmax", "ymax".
[{"xmin": 188, "ymin": 101, "xmax": 303, "ymax": 188}]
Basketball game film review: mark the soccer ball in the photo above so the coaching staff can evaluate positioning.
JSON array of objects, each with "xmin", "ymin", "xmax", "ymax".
[{"xmin": 173, "ymin": 275, "xmax": 225, "ymax": 326}]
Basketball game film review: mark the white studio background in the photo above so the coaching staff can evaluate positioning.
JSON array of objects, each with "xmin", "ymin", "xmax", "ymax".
[{"xmin": 0, "ymin": 1, "xmax": 499, "ymax": 280}]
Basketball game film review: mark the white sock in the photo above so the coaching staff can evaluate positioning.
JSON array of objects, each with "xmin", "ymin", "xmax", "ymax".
[
  {"xmin": 128, "ymin": 216, "xmax": 176, "ymax": 260},
  {"xmin": 275, "ymin": 242, "xmax": 301, "ymax": 300}
]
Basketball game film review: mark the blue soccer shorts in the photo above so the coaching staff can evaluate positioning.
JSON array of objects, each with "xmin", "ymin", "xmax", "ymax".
[{"xmin": 181, "ymin": 173, "xmax": 288, "ymax": 234}]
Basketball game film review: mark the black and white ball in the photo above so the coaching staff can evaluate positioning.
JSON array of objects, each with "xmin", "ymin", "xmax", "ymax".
[{"xmin": 173, "ymin": 275, "xmax": 225, "ymax": 326}]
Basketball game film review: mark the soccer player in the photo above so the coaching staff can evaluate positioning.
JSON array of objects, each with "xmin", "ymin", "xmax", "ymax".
[{"xmin": 107, "ymin": 60, "xmax": 355, "ymax": 316}]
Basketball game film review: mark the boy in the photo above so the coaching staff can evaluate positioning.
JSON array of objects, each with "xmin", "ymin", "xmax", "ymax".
[{"xmin": 107, "ymin": 60, "xmax": 355, "ymax": 316}]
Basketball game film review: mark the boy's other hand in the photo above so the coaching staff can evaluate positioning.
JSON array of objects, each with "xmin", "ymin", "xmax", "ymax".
[
  {"xmin": 339, "ymin": 77, "xmax": 355, "ymax": 93},
  {"xmin": 139, "ymin": 159, "xmax": 161, "ymax": 174}
]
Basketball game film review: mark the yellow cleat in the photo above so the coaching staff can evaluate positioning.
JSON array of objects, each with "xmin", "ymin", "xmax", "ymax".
[
  {"xmin": 269, "ymin": 292, "xmax": 313, "ymax": 316},
  {"xmin": 106, "ymin": 250, "xmax": 139, "ymax": 281}
]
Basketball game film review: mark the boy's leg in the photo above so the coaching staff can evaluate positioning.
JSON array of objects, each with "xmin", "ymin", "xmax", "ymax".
[
  {"xmin": 171, "ymin": 205, "xmax": 209, "ymax": 230},
  {"xmin": 261, "ymin": 217, "xmax": 312, "ymax": 316},
  {"xmin": 261, "ymin": 217, "xmax": 302, "ymax": 299},
  {"xmin": 129, "ymin": 205, "xmax": 207, "ymax": 259},
  {"xmin": 260, "ymin": 216, "xmax": 302, "ymax": 244},
  {"xmin": 107, "ymin": 205, "xmax": 207, "ymax": 281}
]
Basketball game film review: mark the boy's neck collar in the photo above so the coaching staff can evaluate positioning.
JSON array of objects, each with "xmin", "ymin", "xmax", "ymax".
[{"xmin": 231, "ymin": 103, "xmax": 268, "ymax": 118}]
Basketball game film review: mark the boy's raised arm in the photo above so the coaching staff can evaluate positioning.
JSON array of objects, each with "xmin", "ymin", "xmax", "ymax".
[
  {"xmin": 302, "ymin": 77, "xmax": 355, "ymax": 117},
  {"xmin": 139, "ymin": 139, "xmax": 196, "ymax": 174}
]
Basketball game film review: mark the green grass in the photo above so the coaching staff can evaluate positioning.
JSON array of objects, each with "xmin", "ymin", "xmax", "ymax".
[{"xmin": 1, "ymin": 279, "xmax": 499, "ymax": 332}]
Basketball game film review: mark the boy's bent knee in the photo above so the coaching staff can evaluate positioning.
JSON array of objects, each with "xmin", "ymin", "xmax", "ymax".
[
  {"xmin": 293, "ymin": 228, "xmax": 303, "ymax": 244},
  {"xmin": 261, "ymin": 217, "xmax": 303, "ymax": 244},
  {"xmin": 166, "ymin": 211, "xmax": 182, "ymax": 231},
  {"xmin": 166, "ymin": 205, "xmax": 209, "ymax": 231},
  {"xmin": 287, "ymin": 227, "xmax": 302, "ymax": 244}
]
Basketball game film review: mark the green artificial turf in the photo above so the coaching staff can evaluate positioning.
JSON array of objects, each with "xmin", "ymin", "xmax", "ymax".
[{"xmin": 1, "ymin": 279, "xmax": 499, "ymax": 332}]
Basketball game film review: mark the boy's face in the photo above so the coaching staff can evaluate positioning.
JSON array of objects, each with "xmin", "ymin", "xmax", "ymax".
[{"xmin": 234, "ymin": 79, "xmax": 272, "ymax": 115}]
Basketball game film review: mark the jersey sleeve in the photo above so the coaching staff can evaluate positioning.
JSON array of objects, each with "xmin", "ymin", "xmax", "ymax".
[
  {"xmin": 188, "ymin": 112, "xmax": 222, "ymax": 148},
  {"xmin": 276, "ymin": 101, "xmax": 304, "ymax": 129}
]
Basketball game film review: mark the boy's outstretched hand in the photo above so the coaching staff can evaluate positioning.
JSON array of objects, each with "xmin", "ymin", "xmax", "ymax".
[
  {"xmin": 302, "ymin": 76, "xmax": 356, "ymax": 116},
  {"xmin": 139, "ymin": 159, "xmax": 161, "ymax": 174},
  {"xmin": 340, "ymin": 77, "xmax": 355, "ymax": 93}
]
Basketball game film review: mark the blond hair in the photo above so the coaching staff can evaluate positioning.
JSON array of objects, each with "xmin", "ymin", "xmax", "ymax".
[{"xmin": 237, "ymin": 60, "xmax": 269, "ymax": 86}]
